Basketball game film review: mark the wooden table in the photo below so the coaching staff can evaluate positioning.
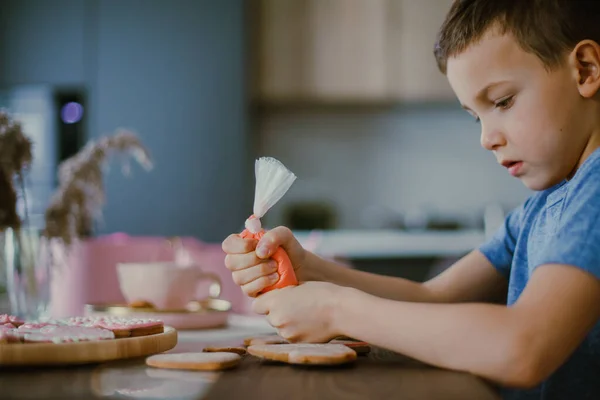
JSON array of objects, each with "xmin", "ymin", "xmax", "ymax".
[{"xmin": 0, "ymin": 318, "xmax": 501, "ymax": 399}]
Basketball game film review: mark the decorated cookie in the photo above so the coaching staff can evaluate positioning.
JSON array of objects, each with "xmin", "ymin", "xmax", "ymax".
[
  {"xmin": 329, "ymin": 339, "xmax": 371, "ymax": 355},
  {"xmin": 128, "ymin": 300, "xmax": 156, "ymax": 309},
  {"xmin": 243, "ymin": 334, "xmax": 288, "ymax": 346},
  {"xmin": 247, "ymin": 343, "xmax": 357, "ymax": 365},
  {"xmin": 0, "ymin": 314, "xmax": 24, "ymax": 327},
  {"xmin": 146, "ymin": 352, "xmax": 241, "ymax": 371},
  {"xmin": 62, "ymin": 316, "xmax": 164, "ymax": 338},
  {"xmin": 0, "ymin": 325, "xmax": 22, "ymax": 343},
  {"xmin": 93, "ymin": 317, "xmax": 164, "ymax": 338},
  {"xmin": 23, "ymin": 325, "xmax": 115, "ymax": 344},
  {"xmin": 203, "ymin": 346, "xmax": 247, "ymax": 355},
  {"xmin": 17, "ymin": 322, "xmax": 61, "ymax": 333}
]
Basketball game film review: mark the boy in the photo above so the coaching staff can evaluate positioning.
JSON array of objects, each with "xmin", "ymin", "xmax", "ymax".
[{"xmin": 222, "ymin": 1, "xmax": 600, "ymax": 398}]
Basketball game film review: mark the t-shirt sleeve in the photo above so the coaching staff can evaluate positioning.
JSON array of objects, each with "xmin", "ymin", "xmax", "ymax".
[
  {"xmin": 534, "ymin": 167, "xmax": 600, "ymax": 280},
  {"xmin": 478, "ymin": 202, "xmax": 527, "ymax": 279}
]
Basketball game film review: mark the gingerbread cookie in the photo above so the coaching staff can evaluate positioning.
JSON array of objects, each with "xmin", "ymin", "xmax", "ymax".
[
  {"xmin": 203, "ymin": 346, "xmax": 247, "ymax": 355},
  {"xmin": 23, "ymin": 325, "xmax": 115, "ymax": 344},
  {"xmin": 129, "ymin": 300, "xmax": 156, "ymax": 309},
  {"xmin": 248, "ymin": 343, "xmax": 357, "ymax": 365},
  {"xmin": 243, "ymin": 334, "xmax": 288, "ymax": 346},
  {"xmin": 63, "ymin": 316, "xmax": 164, "ymax": 338},
  {"xmin": 146, "ymin": 352, "xmax": 241, "ymax": 371},
  {"xmin": 329, "ymin": 339, "xmax": 371, "ymax": 355},
  {"xmin": 93, "ymin": 318, "xmax": 164, "ymax": 338}
]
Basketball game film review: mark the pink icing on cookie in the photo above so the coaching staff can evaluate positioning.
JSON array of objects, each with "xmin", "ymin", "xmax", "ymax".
[
  {"xmin": 0, "ymin": 325, "xmax": 22, "ymax": 343},
  {"xmin": 1, "ymin": 323, "xmax": 16, "ymax": 330},
  {"xmin": 62, "ymin": 316, "xmax": 163, "ymax": 330},
  {"xmin": 62, "ymin": 316, "xmax": 97, "ymax": 327},
  {"xmin": 17, "ymin": 322, "xmax": 61, "ymax": 333},
  {"xmin": 0, "ymin": 314, "xmax": 24, "ymax": 326},
  {"xmin": 24, "ymin": 325, "xmax": 115, "ymax": 343},
  {"xmin": 93, "ymin": 317, "xmax": 163, "ymax": 330}
]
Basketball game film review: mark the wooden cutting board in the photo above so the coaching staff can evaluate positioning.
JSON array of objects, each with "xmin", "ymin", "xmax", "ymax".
[{"xmin": 0, "ymin": 326, "xmax": 177, "ymax": 366}]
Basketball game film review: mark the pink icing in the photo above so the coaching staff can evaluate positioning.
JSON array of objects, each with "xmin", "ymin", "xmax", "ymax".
[
  {"xmin": 0, "ymin": 316, "xmax": 163, "ymax": 344},
  {"xmin": 62, "ymin": 316, "xmax": 163, "ymax": 330},
  {"xmin": 0, "ymin": 314, "xmax": 24, "ymax": 325},
  {"xmin": 0, "ymin": 323, "xmax": 16, "ymax": 331},
  {"xmin": 24, "ymin": 326, "xmax": 115, "ymax": 343},
  {"xmin": 93, "ymin": 317, "xmax": 163, "ymax": 330},
  {"xmin": 17, "ymin": 322, "xmax": 61, "ymax": 333}
]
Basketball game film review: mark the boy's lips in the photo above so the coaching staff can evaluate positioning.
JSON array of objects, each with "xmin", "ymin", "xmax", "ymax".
[{"xmin": 500, "ymin": 160, "xmax": 524, "ymax": 176}]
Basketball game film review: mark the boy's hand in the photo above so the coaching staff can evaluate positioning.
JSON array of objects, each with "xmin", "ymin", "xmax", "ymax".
[
  {"xmin": 251, "ymin": 282, "xmax": 344, "ymax": 343},
  {"xmin": 222, "ymin": 226, "xmax": 308, "ymax": 297}
]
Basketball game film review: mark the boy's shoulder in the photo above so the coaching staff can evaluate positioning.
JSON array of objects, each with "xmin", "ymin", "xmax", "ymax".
[{"xmin": 523, "ymin": 146, "xmax": 600, "ymax": 217}]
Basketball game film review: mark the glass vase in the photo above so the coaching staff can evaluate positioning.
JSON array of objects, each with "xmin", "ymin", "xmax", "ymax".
[{"xmin": 1, "ymin": 227, "xmax": 50, "ymax": 320}]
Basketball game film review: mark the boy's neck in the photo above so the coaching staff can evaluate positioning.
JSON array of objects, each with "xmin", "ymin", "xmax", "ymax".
[{"xmin": 569, "ymin": 126, "xmax": 600, "ymax": 180}]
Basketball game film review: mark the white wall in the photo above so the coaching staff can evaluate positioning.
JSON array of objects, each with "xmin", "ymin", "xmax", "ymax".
[
  {"xmin": 0, "ymin": 0, "xmax": 251, "ymax": 242},
  {"xmin": 257, "ymin": 105, "xmax": 532, "ymax": 229}
]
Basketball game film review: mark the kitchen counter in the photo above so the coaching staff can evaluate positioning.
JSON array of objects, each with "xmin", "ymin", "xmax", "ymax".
[
  {"xmin": 294, "ymin": 229, "xmax": 487, "ymax": 259},
  {"xmin": 0, "ymin": 315, "xmax": 500, "ymax": 400}
]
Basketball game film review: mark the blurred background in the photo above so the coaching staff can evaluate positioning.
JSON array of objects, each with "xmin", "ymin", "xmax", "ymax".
[{"xmin": 0, "ymin": 0, "xmax": 531, "ymax": 282}]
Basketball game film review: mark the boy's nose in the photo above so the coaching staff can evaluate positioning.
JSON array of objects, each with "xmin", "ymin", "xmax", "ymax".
[{"xmin": 480, "ymin": 125, "xmax": 507, "ymax": 151}]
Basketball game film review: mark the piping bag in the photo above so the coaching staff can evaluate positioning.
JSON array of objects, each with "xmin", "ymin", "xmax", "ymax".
[{"xmin": 240, "ymin": 157, "xmax": 298, "ymax": 294}]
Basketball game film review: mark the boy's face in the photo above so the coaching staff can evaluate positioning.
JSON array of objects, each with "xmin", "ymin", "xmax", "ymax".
[{"xmin": 446, "ymin": 28, "xmax": 592, "ymax": 191}]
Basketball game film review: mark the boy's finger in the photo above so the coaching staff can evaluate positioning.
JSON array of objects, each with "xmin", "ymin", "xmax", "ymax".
[
  {"xmin": 222, "ymin": 234, "xmax": 258, "ymax": 254},
  {"xmin": 251, "ymin": 293, "xmax": 270, "ymax": 314},
  {"xmin": 243, "ymin": 274, "xmax": 279, "ymax": 299},
  {"xmin": 224, "ymin": 252, "xmax": 265, "ymax": 271},
  {"xmin": 251, "ymin": 287, "xmax": 282, "ymax": 313},
  {"xmin": 232, "ymin": 263, "xmax": 278, "ymax": 287},
  {"xmin": 256, "ymin": 226, "xmax": 294, "ymax": 258}
]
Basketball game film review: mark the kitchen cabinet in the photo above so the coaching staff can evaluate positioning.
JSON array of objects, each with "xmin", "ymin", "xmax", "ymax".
[
  {"xmin": 250, "ymin": 0, "xmax": 456, "ymax": 105},
  {"xmin": 389, "ymin": 0, "xmax": 456, "ymax": 102}
]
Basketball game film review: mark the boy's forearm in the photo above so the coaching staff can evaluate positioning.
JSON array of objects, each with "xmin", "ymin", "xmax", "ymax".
[
  {"xmin": 303, "ymin": 252, "xmax": 437, "ymax": 303},
  {"xmin": 335, "ymin": 287, "xmax": 533, "ymax": 388}
]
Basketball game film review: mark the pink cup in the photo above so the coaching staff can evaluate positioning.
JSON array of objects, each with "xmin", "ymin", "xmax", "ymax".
[
  {"xmin": 49, "ymin": 234, "xmax": 253, "ymax": 317},
  {"xmin": 116, "ymin": 262, "xmax": 222, "ymax": 310}
]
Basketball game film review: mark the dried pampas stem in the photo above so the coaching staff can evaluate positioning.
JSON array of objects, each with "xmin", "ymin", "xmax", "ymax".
[{"xmin": 43, "ymin": 128, "xmax": 152, "ymax": 245}]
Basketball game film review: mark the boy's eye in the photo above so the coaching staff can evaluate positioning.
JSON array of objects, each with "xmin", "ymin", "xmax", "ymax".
[{"xmin": 495, "ymin": 96, "xmax": 514, "ymax": 109}]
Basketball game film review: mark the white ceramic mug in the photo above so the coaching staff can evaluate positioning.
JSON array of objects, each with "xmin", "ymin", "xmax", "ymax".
[{"xmin": 116, "ymin": 262, "xmax": 221, "ymax": 310}]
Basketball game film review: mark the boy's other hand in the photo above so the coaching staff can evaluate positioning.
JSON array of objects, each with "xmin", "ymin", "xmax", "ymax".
[
  {"xmin": 222, "ymin": 226, "xmax": 308, "ymax": 297},
  {"xmin": 252, "ymin": 282, "xmax": 344, "ymax": 343}
]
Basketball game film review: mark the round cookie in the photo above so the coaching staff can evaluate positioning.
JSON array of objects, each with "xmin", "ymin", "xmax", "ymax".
[
  {"xmin": 63, "ymin": 316, "xmax": 164, "ymax": 338},
  {"xmin": 93, "ymin": 317, "xmax": 164, "ymax": 338},
  {"xmin": 329, "ymin": 339, "xmax": 371, "ymax": 355},
  {"xmin": 146, "ymin": 352, "xmax": 241, "ymax": 371},
  {"xmin": 24, "ymin": 325, "xmax": 115, "ymax": 343},
  {"xmin": 17, "ymin": 322, "xmax": 61, "ymax": 333},
  {"xmin": 247, "ymin": 343, "xmax": 357, "ymax": 365},
  {"xmin": 129, "ymin": 300, "xmax": 156, "ymax": 309},
  {"xmin": 243, "ymin": 335, "xmax": 288, "ymax": 346},
  {"xmin": 203, "ymin": 346, "xmax": 247, "ymax": 355}
]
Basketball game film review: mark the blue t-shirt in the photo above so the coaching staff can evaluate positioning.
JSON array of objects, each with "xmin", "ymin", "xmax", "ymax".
[{"xmin": 480, "ymin": 147, "xmax": 600, "ymax": 400}]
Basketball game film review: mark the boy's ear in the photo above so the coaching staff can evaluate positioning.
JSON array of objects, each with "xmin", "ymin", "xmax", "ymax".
[{"xmin": 571, "ymin": 40, "xmax": 600, "ymax": 98}]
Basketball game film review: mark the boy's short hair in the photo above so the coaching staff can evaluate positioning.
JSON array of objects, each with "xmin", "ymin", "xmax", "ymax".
[{"xmin": 434, "ymin": 0, "xmax": 600, "ymax": 74}]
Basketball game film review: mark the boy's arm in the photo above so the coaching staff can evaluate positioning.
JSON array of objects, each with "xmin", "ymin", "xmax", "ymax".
[
  {"xmin": 335, "ymin": 263, "xmax": 600, "ymax": 388},
  {"xmin": 307, "ymin": 249, "xmax": 507, "ymax": 304}
]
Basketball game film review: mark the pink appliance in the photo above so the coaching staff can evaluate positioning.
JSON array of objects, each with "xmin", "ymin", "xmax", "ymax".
[{"xmin": 49, "ymin": 233, "xmax": 252, "ymax": 318}]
